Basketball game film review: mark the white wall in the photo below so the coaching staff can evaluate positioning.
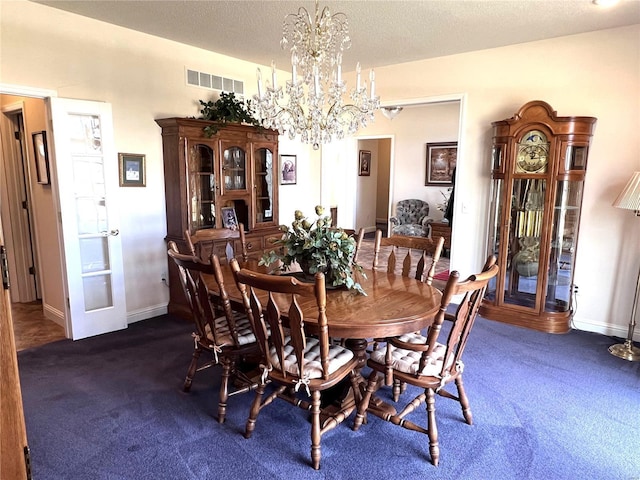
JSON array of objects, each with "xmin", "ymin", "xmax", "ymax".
[
  {"xmin": 3, "ymin": 1, "xmax": 639, "ymax": 340},
  {"xmin": 359, "ymin": 25, "xmax": 640, "ymax": 339},
  {"xmin": 0, "ymin": 1, "xmax": 312, "ymax": 324},
  {"xmin": 276, "ymin": 138, "xmax": 320, "ymax": 227},
  {"xmin": 375, "ymin": 139, "xmax": 391, "ymax": 222}
]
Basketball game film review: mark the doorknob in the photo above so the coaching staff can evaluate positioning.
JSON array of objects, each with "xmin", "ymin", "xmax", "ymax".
[{"xmin": 101, "ymin": 229, "xmax": 120, "ymax": 237}]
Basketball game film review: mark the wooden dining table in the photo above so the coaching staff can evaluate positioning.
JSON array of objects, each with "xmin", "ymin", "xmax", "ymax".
[
  {"xmin": 206, "ymin": 260, "xmax": 443, "ymax": 418},
  {"xmin": 208, "ymin": 261, "xmax": 442, "ymax": 347}
]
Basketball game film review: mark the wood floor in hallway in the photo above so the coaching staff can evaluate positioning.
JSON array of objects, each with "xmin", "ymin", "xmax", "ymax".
[{"xmin": 11, "ymin": 301, "xmax": 66, "ymax": 351}]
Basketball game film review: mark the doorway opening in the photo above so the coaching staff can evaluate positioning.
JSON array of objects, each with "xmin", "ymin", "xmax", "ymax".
[
  {"xmin": 356, "ymin": 137, "xmax": 392, "ymax": 238},
  {"xmin": 1, "ymin": 96, "xmax": 65, "ymax": 348},
  {"xmin": 354, "ymin": 96, "xmax": 464, "ymax": 263},
  {"xmin": 0, "ymin": 105, "xmax": 40, "ymax": 302}
]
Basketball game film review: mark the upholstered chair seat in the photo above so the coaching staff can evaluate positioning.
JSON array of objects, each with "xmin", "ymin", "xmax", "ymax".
[
  {"xmin": 211, "ymin": 315, "xmax": 258, "ymax": 347},
  {"xmin": 369, "ymin": 332, "xmax": 450, "ymax": 376},
  {"xmin": 271, "ymin": 336, "xmax": 355, "ymax": 378}
]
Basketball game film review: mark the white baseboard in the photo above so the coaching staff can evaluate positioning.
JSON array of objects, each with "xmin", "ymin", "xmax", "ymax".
[
  {"xmin": 43, "ymin": 303, "xmax": 65, "ymax": 328},
  {"xmin": 127, "ymin": 304, "xmax": 168, "ymax": 324},
  {"xmin": 572, "ymin": 317, "xmax": 639, "ymax": 342},
  {"xmin": 42, "ymin": 302, "xmax": 169, "ymax": 332}
]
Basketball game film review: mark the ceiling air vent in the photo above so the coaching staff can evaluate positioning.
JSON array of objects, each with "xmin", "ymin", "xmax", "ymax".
[{"xmin": 186, "ymin": 68, "xmax": 244, "ymax": 95}]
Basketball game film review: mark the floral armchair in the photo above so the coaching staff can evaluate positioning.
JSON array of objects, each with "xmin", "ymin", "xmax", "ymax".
[{"xmin": 389, "ymin": 199, "xmax": 433, "ymax": 237}]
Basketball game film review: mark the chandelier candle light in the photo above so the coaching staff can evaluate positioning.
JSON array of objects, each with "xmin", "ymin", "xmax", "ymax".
[{"xmin": 252, "ymin": 1, "xmax": 380, "ymax": 149}]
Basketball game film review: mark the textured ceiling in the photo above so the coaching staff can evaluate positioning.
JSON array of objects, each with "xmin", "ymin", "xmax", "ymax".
[{"xmin": 34, "ymin": 0, "xmax": 640, "ymax": 72}]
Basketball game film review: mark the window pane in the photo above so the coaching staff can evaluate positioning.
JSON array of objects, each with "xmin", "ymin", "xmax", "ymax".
[
  {"xmin": 79, "ymin": 237, "xmax": 110, "ymax": 273},
  {"xmin": 83, "ymin": 274, "xmax": 113, "ymax": 311}
]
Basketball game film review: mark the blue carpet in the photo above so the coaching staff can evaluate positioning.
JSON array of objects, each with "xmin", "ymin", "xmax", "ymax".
[{"xmin": 17, "ymin": 314, "xmax": 640, "ymax": 479}]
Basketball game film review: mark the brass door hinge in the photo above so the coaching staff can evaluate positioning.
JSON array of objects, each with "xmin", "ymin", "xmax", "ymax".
[
  {"xmin": 24, "ymin": 445, "xmax": 33, "ymax": 480},
  {"xmin": 1, "ymin": 245, "xmax": 10, "ymax": 290}
]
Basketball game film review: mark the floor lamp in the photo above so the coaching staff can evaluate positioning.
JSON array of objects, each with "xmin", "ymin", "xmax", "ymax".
[{"xmin": 609, "ymin": 171, "xmax": 640, "ymax": 361}]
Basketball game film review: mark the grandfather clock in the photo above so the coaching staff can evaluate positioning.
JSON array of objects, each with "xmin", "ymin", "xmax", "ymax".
[{"xmin": 480, "ymin": 101, "xmax": 597, "ymax": 333}]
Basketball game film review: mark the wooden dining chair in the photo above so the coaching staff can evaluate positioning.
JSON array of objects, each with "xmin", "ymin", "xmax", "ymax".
[
  {"xmin": 354, "ymin": 256, "xmax": 499, "ymax": 467},
  {"xmin": 185, "ymin": 223, "xmax": 248, "ymax": 263},
  {"xmin": 370, "ymin": 230, "xmax": 446, "ymax": 396},
  {"xmin": 230, "ymin": 259, "xmax": 361, "ymax": 470},
  {"xmin": 184, "ymin": 225, "xmax": 249, "ymax": 315},
  {"xmin": 167, "ymin": 242, "xmax": 259, "ymax": 423},
  {"xmin": 342, "ymin": 227, "xmax": 366, "ymax": 262},
  {"xmin": 372, "ymin": 229, "xmax": 445, "ymax": 284}
]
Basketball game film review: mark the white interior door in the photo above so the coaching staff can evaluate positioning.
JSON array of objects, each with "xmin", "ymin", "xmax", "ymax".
[{"xmin": 46, "ymin": 97, "xmax": 126, "ymax": 340}]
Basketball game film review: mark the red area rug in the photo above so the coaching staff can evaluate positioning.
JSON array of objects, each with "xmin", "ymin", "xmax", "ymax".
[{"xmin": 434, "ymin": 270, "xmax": 450, "ymax": 281}]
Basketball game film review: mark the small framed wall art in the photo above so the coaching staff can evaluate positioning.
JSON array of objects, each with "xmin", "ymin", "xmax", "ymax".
[
  {"xmin": 119, "ymin": 153, "xmax": 146, "ymax": 187},
  {"xmin": 280, "ymin": 154, "xmax": 297, "ymax": 185},
  {"xmin": 32, "ymin": 131, "xmax": 50, "ymax": 185},
  {"xmin": 425, "ymin": 142, "xmax": 457, "ymax": 185},
  {"xmin": 359, "ymin": 150, "xmax": 371, "ymax": 176}
]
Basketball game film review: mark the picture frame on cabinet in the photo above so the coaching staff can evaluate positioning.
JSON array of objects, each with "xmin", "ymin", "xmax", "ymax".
[
  {"xmin": 358, "ymin": 150, "xmax": 371, "ymax": 176},
  {"xmin": 280, "ymin": 154, "xmax": 297, "ymax": 185},
  {"xmin": 221, "ymin": 207, "xmax": 238, "ymax": 229},
  {"xmin": 425, "ymin": 142, "xmax": 457, "ymax": 185},
  {"xmin": 119, "ymin": 153, "xmax": 146, "ymax": 187},
  {"xmin": 32, "ymin": 131, "xmax": 50, "ymax": 185}
]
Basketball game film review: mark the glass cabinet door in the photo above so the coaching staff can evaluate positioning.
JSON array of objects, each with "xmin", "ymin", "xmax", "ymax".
[
  {"xmin": 505, "ymin": 178, "xmax": 546, "ymax": 309},
  {"xmin": 187, "ymin": 142, "xmax": 216, "ymax": 231},
  {"xmin": 546, "ymin": 180, "xmax": 582, "ymax": 312},
  {"xmin": 254, "ymin": 147, "xmax": 274, "ymax": 225},
  {"xmin": 485, "ymin": 177, "xmax": 504, "ymax": 302},
  {"xmin": 222, "ymin": 145, "xmax": 247, "ymax": 192}
]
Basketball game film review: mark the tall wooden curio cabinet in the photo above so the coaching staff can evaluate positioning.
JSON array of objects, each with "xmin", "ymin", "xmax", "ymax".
[
  {"xmin": 156, "ymin": 118, "xmax": 281, "ymax": 317},
  {"xmin": 480, "ymin": 101, "xmax": 596, "ymax": 333}
]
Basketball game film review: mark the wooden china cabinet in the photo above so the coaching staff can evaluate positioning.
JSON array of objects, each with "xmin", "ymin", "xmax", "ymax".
[
  {"xmin": 156, "ymin": 117, "xmax": 281, "ymax": 317},
  {"xmin": 480, "ymin": 101, "xmax": 596, "ymax": 333}
]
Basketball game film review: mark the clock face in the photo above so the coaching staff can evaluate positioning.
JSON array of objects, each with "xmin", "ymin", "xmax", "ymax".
[{"xmin": 516, "ymin": 130, "xmax": 549, "ymax": 174}]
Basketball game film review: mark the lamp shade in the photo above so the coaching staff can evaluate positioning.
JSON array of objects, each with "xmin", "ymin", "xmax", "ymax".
[{"xmin": 613, "ymin": 171, "xmax": 640, "ymax": 211}]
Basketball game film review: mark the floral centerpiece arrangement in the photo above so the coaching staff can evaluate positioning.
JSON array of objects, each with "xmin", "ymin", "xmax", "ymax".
[{"xmin": 260, "ymin": 206, "xmax": 366, "ymax": 295}]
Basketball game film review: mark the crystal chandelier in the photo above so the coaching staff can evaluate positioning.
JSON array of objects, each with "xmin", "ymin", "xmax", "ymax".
[{"xmin": 251, "ymin": 1, "xmax": 380, "ymax": 149}]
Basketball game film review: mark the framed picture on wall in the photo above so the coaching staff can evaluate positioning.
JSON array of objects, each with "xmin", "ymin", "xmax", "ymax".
[
  {"xmin": 118, "ymin": 153, "xmax": 146, "ymax": 187},
  {"xmin": 280, "ymin": 154, "xmax": 297, "ymax": 185},
  {"xmin": 32, "ymin": 131, "xmax": 50, "ymax": 185},
  {"xmin": 359, "ymin": 150, "xmax": 371, "ymax": 176},
  {"xmin": 425, "ymin": 142, "xmax": 457, "ymax": 185}
]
